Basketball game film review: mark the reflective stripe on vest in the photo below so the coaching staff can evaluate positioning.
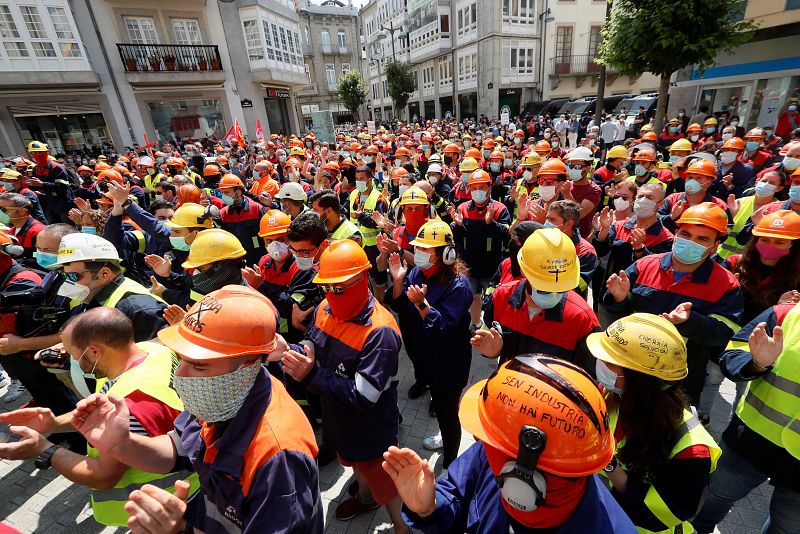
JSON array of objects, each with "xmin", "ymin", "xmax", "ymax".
[
  {"xmin": 102, "ymin": 277, "xmax": 166, "ymax": 308},
  {"xmin": 131, "ymin": 230, "xmax": 147, "ymax": 253},
  {"xmin": 736, "ymin": 304, "xmax": 800, "ymax": 459},
  {"xmin": 87, "ymin": 343, "xmax": 200, "ymax": 526},
  {"xmin": 605, "ymin": 408, "xmax": 720, "ymax": 533},
  {"xmin": 512, "ymin": 178, "xmax": 537, "ymax": 217},
  {"xmin": 189, "ymin": 289, "xmax": 204, "ymax": 303},
  {"xmin": 349, "ymin": 189, "xmax": 381, "ymax": 246},
  {"xmin": 331, "ymin": 218, "xmax": 361, "ymax": 241},
  {"xmin": 717, "ymin": 195, "xmax": 755, "ymax": 259}
]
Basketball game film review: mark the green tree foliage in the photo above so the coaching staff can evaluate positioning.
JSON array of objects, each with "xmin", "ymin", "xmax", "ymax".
[
  {"xmin": 336, "ymin": 70, "xmax": 368, "ymax": 120},
  {"xmin": 385, "ymin": 59, "xmax": 416, "ymax": 119},
  {"xmin": 599, "ymin": 0, "xmax": 756, "ymax": 131}
]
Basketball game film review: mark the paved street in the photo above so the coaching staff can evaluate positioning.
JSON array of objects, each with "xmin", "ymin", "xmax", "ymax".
[{"xmin": 0, "ymin": 346, "xmax": 771, "ymax": 533}]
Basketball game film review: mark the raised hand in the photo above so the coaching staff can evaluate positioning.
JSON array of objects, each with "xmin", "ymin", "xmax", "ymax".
[
  {"xmin": 605, "ymin": 270, "xmax": 631, "ymax": 303},
  {"xmin": 749, "ymin": 322, "xmax": 783, "ymax": 368},
  {"xmin": 149, "ymin": 276, "xmax": 166, "ymax": 298},
  {"xmin": 727, "ymin": 194, "xmax": 739, "ymax": 217},
  {"xmin": 241, "ymin": 264, "xmax": 264, "ymax": 289},
  {"xmin": 598, "ymin": 206, "xmax": 614, "ymax": 232},
  {"xmin": 125, "ymin": 480, "xmax": 190, "ymax": 534},
  {"xmin": 0, "ymin": 407, "xmax": 57, "ymax": 435},
  {"xmin": 406, "ymin": 284, "xmax": 428, "ymax": 306},
  {"xmin": 74, "ymin": 197, "xmax": 92, "ymax": 213},
  {"xmin": 70, "ymin": 394, "xmax": 131, "ymax": 455},
  {"xmin": 528, "ymin": 199, "xmax": 546, "ymax": 223},
  {"xmin": 670, "ymin": 200, "xmax": 687, "ymax": 221},
  {"xmin": 660, "ymin": 302, "xmax": 692, "ymax": 325},
  {"xmin": 107, "ymin": 181, "xmax": 132, "ymax": 205},
  {"xmin": 144, "ymin": 255, "xmax": 172, "ymax": 278},
  {"xmin": 470, "ymin": 326, "xmax": 504, "ymax": 358},
  {"xmin": 382, "ymin": 446, "xmax": 436, "ymax": 517},
  {"xmin": 630, "ymin": 227, "xmax": 646, "ymax": 251},
  {"xmin": 162, "ymin": 304, "xmax": 188, "ymax": 326},
  {"xmin": 387, "ymin": 252, "xmax": 407, "ymax": 282}
]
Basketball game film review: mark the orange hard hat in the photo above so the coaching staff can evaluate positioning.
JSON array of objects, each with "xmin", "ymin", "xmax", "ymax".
[
  {"xmin": 259, "ymin": 209, "xmax": 291, "ymax": 238},
  {"xmin": 633, "ymin": 148, "xmax": 657, "ymax": 163},
  {"xmin": 488, "ymin": 150, "xmax": 504, "ymax": 161},
  {"xmin": 94, "ymin": 161, "xmax": 111, "ymax": 173},
  {"xmin": 395, "ymin": 146, "xmax": 411, "ymax": 158},
  {"xmin": 686, "ymin": 159, "xmax": 717, "ymax": 179},
  {"xmin": 364, "ymin": 144, "xmax": 380, "ymax": 155},
  {"xmin": 218, "ymin": 174, "xmax": 245, "ymax": 189},
  {"xmin": 116, "ymin": 156, "xmax": 129, "ymax": 164},
  {"xmin": 158, "ymin": 285, "xmax": 277, "ymax": 360},
  {"xmin": 340, "ymin": 158, "xmax": 356, "ymax": 169},
  {"xmin": 96, "ymin": 192, "xmax": 115, "ymax": 206},
  {"xmin": 677, "ymin": 202, "xmax": 729, "ymax": 235},
  {"xmin": 481, "ymin": 138, "xmax": 496, "ymax": 149},
  {"xmin": 443, "ymin": 143, "xmax": 462, "ymax": 155},
  {"xmin": 391, "ymin": 167, "xmax": 409, "ymax": 180},
  {"xmin": 203, "ymin": 164, "xmax": 221, "ymax": 177},
  {"xmin": 744, "ymin": 128, "xmax": 765, "ymax": 141},
  {"xmin": 112, "ymin": 165, "xmax": 129, "ymax": 176},
  {"xmin": 322, "ymin": 161, "xmax": 340, "ymax": 175},
  {"xmin": 177, "ymin": 184, "xmax": 202, "ymax": 206},
  {"xmin": 537, "ymin": 158, "xmax": 568, "ymax": 177},
  {"xmin": 166, "ymin": 157, "xmax": 185, "ymax": 168},
  {"xmin": 465, "ymin": 148, "xmax": 482, "ymax": 160},
  {"xmin": 77, "ymin": 165, "xmax": 93, "ymax": 174},
  {"xmin": 215, "ymin": 155, "xmax": 229, "ymax": 166},
  {"xmin": 313, "ymin": 239, "xmax": 371, "ymax": 284},
  {"xmin": 468, "ymin": 169, "xmax": 492, "ymax": 187},
  {"xmin": 0, "ymin": 231, "xmax": 15, "ymax": 246},
  {"xmin": 459, "ymin": 355, "xmax": 613, "ymax": 477},
  {"xmin": 721, "ymin": 137, "xmax": 745, "ymax": 151},
  {"xmin": 97, "ymin": 169, "xmax": 123, "ymax": 184},
  {"xmin": 752, "ymin": 209, "xmax": 800, "ymax": 240},
  {"xmin": 349, "ymin": 141, "xmax": 361, "ymax": 151},
  {"xmin": 686, "ymin": 123, "xmax": 703, "ymax": 134},
  {"xmin": 641, "ymin": 131, "xmax": 658, "ymax": 142},
  {"xmin": 534, "ymin": 140, "xmax": 551, "ymax": 153}
]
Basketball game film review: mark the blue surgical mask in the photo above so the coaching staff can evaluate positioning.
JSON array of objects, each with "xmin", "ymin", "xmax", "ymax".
[
  {"xmin": 170, "ymin": 235, "xmax": 191, "ymax": 251},
  {"xmin": 530, "ymin": 288, "xmax": 563, "ymax": 309},
  {"xmin": 490, "ymin": 162, "xmax": 501, "ymax": 173},
  {"xmin": 543, "ymin": 220, "xmax": 558, "ymax": 229},
  {"xmin": 672, "ymin": 236, "xmax": 708, "ymax": 265},
  {"xmin": 471, "ymin": 189, "xmax": 488, "ymax": 204},
  {"xmin": 81, "ymin": 226, "xmax": 97, "ymax": 235},
  {"xmin": 221, "ymin": 193, "xmax": 235, "ymax": 206},
  {"xmin": 252, "ymin": 171, "xmax": 260, "ymax": 180},
  {"xmin": 461, "ymin": 172, "xmax": 471, "ymax": 183},
  {"xmin": 745, "ymin": 141, "xmax": 759, "ymax": 152},
  {"xmin": 634, "ymin": 164, "xmax": 648, "ymax": 177},
  {"xmin": 596, "ymin": 360, "xmax": 623, "ymax": 395},
  {"xmin": 421, "ymin": 144, "xmax": 429, "ymax": 152},
  {"xmin": 294, "ymin": 254, "xmax": 315, "ymax": 271},
  {"xmin": 789, "ymin": 185, "xmax": 800, "ymax": 203},
  {"xmin": 356, "ymin": 180, "xmax": 368, "ymax": 192},
  {"xmin": 782, "ymin": 156, "xmax": 800, "ymax": 171},
  {"xmin": 705, "ymin": 127, "xmax": 716, "ymax": 134},
  {"xmin": 483, "ymin": 150, "xmax": 491, "ymax": 158},
  {"xmin": 669, "ymin": 127, "xmax": 678, "ymax": 133},
  {"xmin": 684, "ymin": 178, "xmax": 703, "ymax": 195},
  {"xmin": 567, "ymin": 167, "xmax": 583, "ymax": 181},
  {"xmin": 35, "ymin": 251, "xmax": 58, "ymax": 270},
  {"xmin": 754, "ymin": 182, "xmax": 777, "ymax": 198},
  {"xmin": 2, "ymin": 182, "xmax": 14, "ymax": 190},
  {"xmin": 669, "ymin": 155, "xmax": 680, "ymax": 165}
]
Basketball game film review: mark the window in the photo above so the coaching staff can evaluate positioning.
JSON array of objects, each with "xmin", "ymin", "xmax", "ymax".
[
  {"xmin": 278, "ymin": 27, "xmax": 290, "ymax": 63},
  {"xmin": 337, "ymin": 31, "xmax": 347, "ymax": 50},
  {"xmin": 124, "ymin": 16, "xmax": 158, "ymax": 44},
  {"xmin": 588, "ymin": 25, "xmax": 602, "ymax": 58},
  {"xmin": 503, "ymin": 0, "xmax": 536, "ymax": 25},
  {"xmin": 20, "ymin": 6, "xmax": 55, "ymax": 57},
  {"xmin": 555, "ymin": 26, "xmax": 573, "ymax": 62},
  {"xmin": 305, "ymin": 25, "xmax": 310, "ymax": 43},
  {"xmin": 457, "ymin": 50, "xmax": 477, "ymax": 85},
  {"xmin": 172, "ymin": 19, "xmax": 202, "ymax": 45},
  {"xmin": 46, "ymin": 6, "xmax": 81, "ymax": 57},
  {"xmin": 0, "ymin": 5, "xmax": 28, "ymax": 57},
  {"xmin": 262, "ymin": 20, "xmax": 275, "ymax": 60},
  {"xmin": 438, "ymin": 56, "xmax": 452, "ymax": 87},
  {"xmin": 304, "ymin": 62, "xmax": 311, "ymax": 80},
  {"xmin": 456, "ymin": 1, "xmax": 477, "ymax": 37},
  {"xmin": 440, "ymin": 14, "xmax": 449, "ymax": 34},
  {"xmin": 342, "ymin": 62, "xmax": 350, "ymax": 74},
  {"xmin": 242, "ymin": 20, "xmax": 264, "ymax": 60},
  {"xmin": 372, "ymin": 82, "xmax": 377, "ymax": 100},
  {"xmin": 321, "ymin": 29, "xmax": 331, "ymax": 48},
  {"xmin": 326, "ymin": 63, "xmax": 336, "ymax": 87}
]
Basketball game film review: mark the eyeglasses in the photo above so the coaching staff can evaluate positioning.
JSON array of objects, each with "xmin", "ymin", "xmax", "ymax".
[
  {"xmin": 316, "ymin": 274, "xmax": 364, "ymax": 295},
  {"xmin": 289, "ymin": 244, "xmax": 319, "ymax": 258},
  {"xmin": 567, "ymin": 163, "xmax": 587, "ymax": 170},
  {"xmin": 65, "ymin": 270, "xmax": 99, "ymax": 282}
]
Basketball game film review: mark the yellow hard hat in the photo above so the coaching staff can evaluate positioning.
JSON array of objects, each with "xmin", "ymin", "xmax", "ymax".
[
  {"xmin": 669, "ymin": 138, "xmax": 693, "ymax": 153},
  {"xmin": 587, "ymin": 313, "xmax": 687, "ymax": 381},
  {"xmin": 413, "ymin": 219, "xmax": 454, "ymax": 248},
  {"xmin": 606, "ymin": 145, "xmax": 629, "ymax": 160},
  {"xmin": 289, "ymin": 146, "xmax": 305, "ymax": 157},
  {"xmin": 704, "ymin": 117, "xmax": 718, "ymax": 126},
  {"xmin": 27, "ymin": 141, "xmax": 49, "ymax": 152},
  {"xmin": 171, "ymin": 203, "xmax": 215, "ymax": 229},
  {"xmin": 517, "ymin": 228, "xmax": 579, "ymax": 292},
  {"xmin": 398, "ymin": 185, "xmax": 429, "ymax": 207},
  {"xmin": 521, "ymin": 153, "xmax": 543, "ymax": 166},
  {"xmin": 1, "ymin": 169, "xmax": 21, "ymax": 180},
  {"xmin": 182, "ymin": 228, "xmax": 246, "ymax": 269},
  {"xmin": 459, "ymin": 157, "xmax": 479, "ymax": 173},
  {"xmin": 639, "ymin": 124, "xmax": 653, "ymax": 133}
]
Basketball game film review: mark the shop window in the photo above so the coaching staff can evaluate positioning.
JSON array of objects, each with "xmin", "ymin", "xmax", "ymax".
[{"xmin": 148, "ymin": 99, "xmax": 226, "ymax": 142}]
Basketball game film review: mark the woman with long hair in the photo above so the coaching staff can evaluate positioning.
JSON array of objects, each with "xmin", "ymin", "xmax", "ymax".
[
  {"xmin": 385, "ymin": 219, "xmax": 473, "ymax": 469},
  {"xmin": 589, "ymin": 313, "xmax": 720, "ymax": 534}
]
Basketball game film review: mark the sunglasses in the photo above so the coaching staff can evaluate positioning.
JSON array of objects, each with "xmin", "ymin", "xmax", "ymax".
[
  {"xmin": 567, "ymin": 163, "xmax": 587, "ymax": 170},
  {"xmin": 65, "ymin": 270, "xmax": 100, "ymax": 282},
  {"xmin": 316, "ymin": 274, "xmax": 364, "ymax": 295}
]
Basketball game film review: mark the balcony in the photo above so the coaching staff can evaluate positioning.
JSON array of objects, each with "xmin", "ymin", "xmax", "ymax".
[
  {"xmin": 338, "ymin": 46, "xmax": 348, "ymax": 54},
  {"xmin": 321, "ymin": 44, "xmax": 333, "ymax": 54},
  {"xmin": 117, "ymin": 44, "xmax": 223, "ymax": 73},
  {"xmin": 550, "ymin": 54, "xmax": 615, "ymax": 76}
]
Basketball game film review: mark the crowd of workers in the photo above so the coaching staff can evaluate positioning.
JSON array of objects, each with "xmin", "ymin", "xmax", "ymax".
[{"xmin": 0, "ymin": 108, "xmax": 795, "ymax": 534}]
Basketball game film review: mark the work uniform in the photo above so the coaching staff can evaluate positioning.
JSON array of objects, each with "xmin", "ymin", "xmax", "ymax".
[
  {"xmin": 348, "ymin": 188, "xmax": 387, "ymax": 284},
  {"xmin": 83, "ymin": 275, "xmax": 168, "ymax": 342},
  {"xmin": 220, "ymin": 197, "xmax": 267, "ymax": 266},
  {"xmin": 256, "ymin": 254, "xmax": 317, "ymax": 343},
  {"xmin": 452, "ymin": 199, "xmax": 511, "ymax": 284},
  {"xmin": 9, "ymin": 216, "xmax": 45, "ymax": 263},
  {"xmin": 658, "ymin": 193, "xmax": 732, "ymax": 233},
  {"xmin": 402, "ymin": 442, "xmax": 637, "ymax": 534},
  {"xmin": 504, "ymin": 178, "xmax": 539, "ymax": 218},
  {"xmin": 171, "ymin": 368, "xmax": 321, "ymax": 533},
  {"xmin": 33, "ymin": 161, "xmax": 74, "ymax": 224},
  {"xmin": 572, "ymin": 231, "xmax": 598, "ymax": 299},
  {"xmin": 710, "ymin": 161, "xmax": 754, "ymax": 200},
  {"xmin": 330, "ymin": 217, "xmax": 362, "ymax": 243},
  {"xmin": 103, "ymin": 213, "xmax": 156, "ymax": 285},
  {"xmin": 13, "ymin": 186, "xmax": 47, "ymax": 224},
  {"xmin": 716, "ymin": 195, "xmax": 757, "ymax": 259}
]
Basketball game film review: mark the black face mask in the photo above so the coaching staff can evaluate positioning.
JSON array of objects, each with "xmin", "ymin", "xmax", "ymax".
[
  {"xmin": 444, "ymin": 155, "xmax": 454, "ymax": 166},
  {"xmin": 191, "ymin": 259, "xmax": 244, "ymax": 295}
]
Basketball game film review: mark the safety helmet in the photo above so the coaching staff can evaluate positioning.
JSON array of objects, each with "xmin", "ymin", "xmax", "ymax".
[
  {"xmin": 481, "ymin": 138, "xmax": 496, "ymax": 150},
  {"xmin": 668, "ymin": 138, "xmax": 693, "ymax": 153},
  {"xmin": 364, "ymin": 144, "xmax": 380, "ymax": 155},
  {"xmin": 459, "ymin": 354, "xmax": 613, "ymax": 477},
  {"xmin": 686, "ymin": 123, "xmax": 702, "ymax": 134},
  {"xmin": 752, "ymin": 209, "xmax": 800, "ymax": 240},
  {"xmin": 588, "ymin": 313, "xmax": 687, "ymax": 381},
  {"xmin": 521, "ymin": 153, "xmax": 543, "ymax": 166},
  {"xmin": 275, "ymin": 182, "xmax": 308, "ymax": 202},
  {"xmin": 704, "ymin": 117, "xmax": 718, "ymax": 126},
  {"xmin": 177, "ymin": 184, "xmax": 202, "ymax": 205},
  {"xmin": 203, "ymin": 164, "xmax": 221, "ymax": 177},
  {"xmin": 468, "ymin": 169, "xmax": 492, "ymax": 187},
  {"xmin": 321, "ymin": 161, "xmax": 340, "ymax": 175},
  {"xmin": 158, "ymin": 285, "xmax": 277, "ymax": 360},
  {"xmin": 428, "ymin": 153, "xmax": 442, "ymax": 164},
  {"xmin": 606, "ymin": 145, "xmax": 629, "ymax": 160},
  {"xmin": 289, "ymin": 146, "xmax": 305, "ymax": 157},
  {"xmin": 313, "ymin": 239, "xmax": 371, "ymax": 284},
  {"xmin": 465, "ymin": 148, "xmax": 482, "ymax": 160},
  {"xmin": 444, "ymin": 143, "xmax": 462, "ymax": 155},
  {"xmin": 391, "ymin": 167, "xmax": 409, "ymax": 181},
  {"xmin": 76, "ymin": 165, "xmax": 93, "ymax": 175},
  {"xmin": 488, "ymin": 150, "xmax": 504, "ymax": 161},
  {"xmin": 137, "ymin": 156, "xmax": 155, "ymax": 168},
  {"xmin": 537, "ymin": 158, "xmax": 568, "ymax": 177},
  {"xmin": 567, "ymin": 146, "xmax": 593, "ymax": 162},
  {"xmin": 514, "ymin": 129, "xmax": 526, "ymax": 138},
  {"xmin": 182, "ymin": 228, "xmax": 246, "ymax": 269},
  {"xmin": 744, "ymin": 128, "xmax": 765, "ymax": 141},
  {"xmin": 166, "ymin": 157, "xmax": 185, "ymax": 168},
  {"xmin": 460, "ymin": 157, "xmax": 479, "ymax": 173},
  {"xmin": 394, "ymin": 146, "xmax": 411, "ymax": 158},
  {"xmin": 676, "ymin": 202, "xmax": 729, "ymax": 235},
  {"xmin": 116, "ymin": 156, "xmax": 130, "ymax": 164},
  {"xmin": 97, "ymin": 169, "xmax": 123, "ymax": 184},
  {"xmin": 97, "ymin": 155, "xmax": 108, "ymax": 161},
  {"xmin": 171, "ymin": 203, "xmax": 214, "ymax": 229},
  {"xmin": 112, "ymin": 165, "xmax": 129, "ymax": 176},
  {"xmin": 215, "ymin": 155, "xmax": 229, "ymax": 166},
  {"xmin": 27, "ymin": 141, "xmax": 49, "ymax": 153},
  {"xmin": 53, "ymin": 233, "xmax": 121, "ymax": 267},
  {"xmin": 641, "ymin": 131, "xmax": 658, "ymax": 142},
  {"xmin": 218, "ymin": 174, "xmax": 245, "ymax": 190},
  {"xmin": 632, "ymin": 148, "xmax": 657, "ymax": 163},
  {"xmin": 96, "ymin": 193, "xmax": 116, "ymax": 206},
  {"xmin": 398, "ymin": 185, "xmax": 429, "ymax": 207},
  {"xmin": 685, "ymin": 159, "xmax": 717, "ymax": 179},
  {"xmin": 534, "ymin": 140, "xmax": 551, "ymax": 154},
  {"xmin": 721, "ymin": 137, "xmax": 745, "ymax": 152},
  {"xmin": 427, "ymin": 163, "xmax": 443, "ymax": 174},
  {"xmin": 414, "ymin": 219, "xmax": 454, "ymax": 248},
  {"xmin": 640, "ymin": 124, "xmax": 653, "ymax": 133},
  {"xmin": 462, "ymin": 132, "xmax": 472, "ymax": 140},
  {"xmin": 518, "ymin": 228, "xmax": 579, "ymax": 292},
  {"xmin": 1, "ymin": 169, "xmax": 20, "ymax": 181},
  {"xmin": 258, "ymin": 209, "xmax": 291, "ymax": 238}
]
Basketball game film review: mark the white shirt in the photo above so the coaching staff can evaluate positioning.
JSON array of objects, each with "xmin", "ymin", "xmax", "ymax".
[{"xmin": 600, "ymin": 121, "xmax": 618, "ymax": 143}]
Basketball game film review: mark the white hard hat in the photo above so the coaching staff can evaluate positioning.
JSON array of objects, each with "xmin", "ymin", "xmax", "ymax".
[
  {"xmin": 427, "ymin": 163, "xmax": 442, "ymax": 174},
  {"xmin": 567, "ymin": 146, "xmax": 594, "ymax": 162},
  {"xmin": 275, "ymin": 182, "xmax": 308, "ymax": 202},
  {"xmin": 428, "ymin": 154, "xmax": 442, "ymax": 163},
  {"xmin": 53, "ymin": 233, "xmax": 121, "ymax": 267},
  {"xmin": 137, "ymin": 155, "xmax": 154, "ymax": 167}
]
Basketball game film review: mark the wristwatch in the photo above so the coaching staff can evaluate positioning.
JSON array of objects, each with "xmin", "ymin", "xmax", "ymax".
[
  {"xmin": 34, "ymin": 444, "xmax": 61, "ymax": 470},
  {"xmin": 121, "ymin": 198, "xmax": 132, "ymax": 209},
  {"xmin": 416, "ymin": 300, "xmax": 428, "ymax": 310},
  {"xmin": 604, "ymin": 457, "xmax": 618, "ymax": 473}
]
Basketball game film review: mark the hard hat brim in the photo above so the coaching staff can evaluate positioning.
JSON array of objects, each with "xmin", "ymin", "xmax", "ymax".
[
  {"xmin": 586, "ymin": 331, "xmax": 689, "ymax": 381},
  {"xmin": 158, "ymin": 324, "xmax": 276, "ymax": 361},
  {"xmin": 457, "ymin": 379, "xmax": 516, "ymax": 457},
  {"xmin": 312, "ymin": 265, "xmax": 369, "ymax": 285}
]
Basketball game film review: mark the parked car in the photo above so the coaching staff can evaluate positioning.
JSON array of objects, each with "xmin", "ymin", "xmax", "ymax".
[
  {"xmin": 613, "ymin": 93, "xmax": 663, "ymax": 132},
  {"xmin": 558, "ymin": 97, "xmax": 597, "ymax": 117}
]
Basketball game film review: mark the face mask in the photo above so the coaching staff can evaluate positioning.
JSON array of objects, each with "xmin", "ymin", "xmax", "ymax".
[
  {"xmin": 463, "ymin": 141, "xmax": 471, "ymax": 148},
  {"xmin": 471, "ymin": 189, "xmax": 488, "ymax": 204},
  {"xmin": 790, "ymin": 105, "xmax": 798, "ymax": 112},
  {"xmin": 147, "ymin": 168, "xmax": 156, "ymax": 176},
  {"xmin": 57, "ymin": 278, "xmax": 92, "ymax": 303},
  {"xmin": 721, "ymin": 133, "xmax": 733, "ymax": 142},
  {"xmin": 596, "ymin": 360, "xmax": 623, "ymax": 395},
  {"xmin": 720, "ymin": 151, "xmax": 737, "ymax": 164},
  {"xmin": 634, "ymin": 164, "xmax": 648, "ymax": 177},
  {"xmin": 552, "ymin": 141, "xmax": 559, "ymax": 148},
  {"xmin": 690, "ymin": 134, "xmax": 700, "ymax": 142},
  {"xmin": 69, "ymin": 352, "xmax": 96, "ymax": 398},
  {"xmin": 523, "ymin": 170, "xmax": 534, "ymax": 182},
  {"xmin": 221, "ymin": 193, "xmax": 235, "ymax": 206},
  {"xmin": 154, "ymin": 194, "xmax": 165, "ymax": 203},
  {"xmin": 294, "ymin": 254, "xmax": 315, "ymax": 271},
  {"xmin": 539, "ymin": 185, "xmax": 557, "ymax": 201},
  {"xmin": 515, "ymin": 138, "xmax": 523, "ymax": 146},
  {"xmin": 414, "ymin": 249, "xmax": 436, "ymax": 270},
  {"xmin": 765, "ymin": 130, "xmax": 773, "ymax": 137},
  {"xmin": 668, "ymin": 155, "xmax": 680, "ymax": 165},
  {"xmin": 490, "ymin": 162, "xmax": 501, "ymax": 173},
  {"xmin": 730, "ymin": 121, "xmax": 739, "ymax": 128},
  {"xmin": 633, "ymin": 197, "xmax": 657, "ymax": 218},
  {"xmin": 705, "ymin": 127, "xmax": 716, "ymax": 134},
  {"xmin": 394, "ymin": 159, "xmax": 402, "ymax": 168},
  {"xmin": 81, "ymin": 226, "xmax": 97, "ymax": 235},
  {"xmin": 0, "ymin": 211, "xmax": 9, "ymax": 225},
  {"xmin": 529, "ymin": 288, "xmax": 562, "ymax": 309},
  {"xmin": 755, "ymin": 241, "xmax": 791, "ymax": 261},
  {"xmin": 326, "ymin": 275, "xmax": 370, "ymax": 320},
  {"xmin": 157, "ymin": 157, "xmax": 165, "ymax": 164},
  {"xmin": 567, "ymin": 167, "xmax": 583, "ymax": 181},
  {"xmin": 783, "ymin": 156, "xmax": 800, "ymax": 171},
  {"xmin": 754, "ymin": 181, "xmax": 777, "ymax": 198},
  {"xmin": 613, "ymin": 197, "xmax": 630, "ymax": 211},
  {"xmin": 35, "ymin": 251, "xmax": 58, "ymax": 270},
  {"xmin": 252, "ymin": 171, "xmax": 261, "ymax": 180},
  {"xmin": 461, "ymin": 172, "xmax": 472, "ymax": 184},
  {"xmin": 544, "ymin": 133, "xmax": 551, "ymax": 139},
  {"xmin": 789, "ymin": 185, "xmax": 800, "ymax": 203},
  {"xmin": 504, "ymin": 158, "xmax": 513, "ymax": 168},
  {"xmin": 173, "ymin": 362, "xmax": 261, "ymax": 423},
  {"xmin": 398, "ymin": 184, "xmax": 410, "ymax": 197},
  {"xmin": 170, "ymin": 235, "xmax": 191, "ymax": 251},
  {"xmin": 476, "ymin": 135, "xmax": 482, "ymax": 142},
  {"xmin": 673, "ymin": 235, "xmax": 708, "ymax": 264},
  {"xmin": 356, "ymin": 180, "xmax": 368, "ymax": 192},
  {"xmin": 279, "ymin": 156, "xmax": 287, "ymax": 163},
  {"xmin": 745, "ymin": 141, "xmax": 759, "ymax": 152},
  {"xmin": 364, "ymin": 156, "xmax": 373, "ymax": 164},
  {"xmin": 483, "ymin": 150, "xmax": 491, "ymax": 158},
  {"xmin": 684, "ymin": 178, "xmax": 703, "ymax": 195},
  {"xmin": 421, "ymin": 144, "xmax": 429, "ymax": 152}
]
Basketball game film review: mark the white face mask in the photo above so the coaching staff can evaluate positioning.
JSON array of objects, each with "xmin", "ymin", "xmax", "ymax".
[
  {"xmin": 267, "ymin": 241, "xmax": 289, "ymax": 261},
  {"xmin": 398, "ymin": 184, "xmax": 410, "ymax": 197},
  {"xmin": 720, "ymin": 151, "xmax": 738, "ymax": 164},
  {"xmin": 294, "ymin": 254, "xmax": 315, "ymax": 271},
  {"xmin": 613, "ymin": 197, "xmax": 630, "ymax": 212},
  {"xmin": 539, "ymin": 185, "xmax": 557, "ymax": 201},
  {"xmin": 57, "ymin": 279, "xmax": 92, "ymax": 303},
  {"xmin": 596, "ymin": 360, "xmax": 623, "ymax": 395},
  {"xmin": 173, "ymin": 363, "xmax": 261, "ymax": 423},
  {"xmin": 567, "ymin": 167, "xmax": 583, "ymax": 181},
  {"xmin": 523, "ymin": 170, "xmax": 534, "ymax": 181},
  {"xmin": 633, "ymin": 197, "xmax": 657, "ymax": 218},
  {"xmin": 414, "ymin": 248, "xmax": 436, "ymax": 270},
  {"xmin": 69, "ymin": 349, "xmax": 97, "ymax": 398}
]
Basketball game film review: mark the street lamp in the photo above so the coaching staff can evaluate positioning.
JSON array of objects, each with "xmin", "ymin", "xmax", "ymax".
[
  {"xmin": 369, "ymin": 51, "xmax": 386, "ymax": 120},
  {"xmin": 376, "ymin": 20, "xmax": 406, "ymax": 61},
  {"xmin": 538, "ymin": 7, "xmax": 555, "ymax": 101}
]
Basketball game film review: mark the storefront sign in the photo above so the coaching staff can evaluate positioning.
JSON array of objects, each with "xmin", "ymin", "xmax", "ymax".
[
  {"xmin": 265, "ymin": 87, "xmax": 290, "ymax": 99},
  {"xmin": 240, "ymin": 99, "xmax": 253, "ymax": 108}
]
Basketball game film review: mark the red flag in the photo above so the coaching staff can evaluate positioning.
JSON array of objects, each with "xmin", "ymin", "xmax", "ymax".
[
  {"xmin": 255, "ymin": 119, "xmax": 265, "ymax": 143},
  {"xmin": 223, "ymin": 124, "xmax": 236, "ymax": 145},
  {"xmin": 234, "ymin": 118, "xmax": 246, "ymax": 146}
]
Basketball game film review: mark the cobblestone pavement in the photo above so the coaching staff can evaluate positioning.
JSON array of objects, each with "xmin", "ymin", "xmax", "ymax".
[{"xmin": 0, "ymin": 347, "xmax": 771, "ymax": 533}]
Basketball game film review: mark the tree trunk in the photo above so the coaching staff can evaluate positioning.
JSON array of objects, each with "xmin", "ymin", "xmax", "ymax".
[{"xmin": 653, "ymin": 72, "xmax": 671, "ymax": 134}]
